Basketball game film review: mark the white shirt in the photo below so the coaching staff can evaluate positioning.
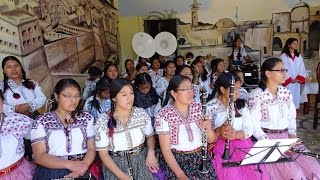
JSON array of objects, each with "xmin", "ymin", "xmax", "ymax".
[
  {"xmin": 83, "ymin": 96, "xmax": 111, "ymax": 121},
  {"xmin": 228, "ymin": 47, "xmax": 248, "ymax": 64},
  {"xmin": 155, "ymin": 102, "xmax": 203, "ymax": 151},
  {"xmin": 0, "ymin": 113, "xmax": 32, "ymax": 169},
  {"xmin": 31, "ymin": 111, "xmax": 95, "ymax": 156},
  {"xmin": 248, "ymin": 86, "xmax": 296, "ymax": 140},
  {"xmin": 82, "ymin": 79, "xmax": 99, "ymax": 100},
  {"xmin": 239, "ymin": 87, "xmax": 248, "ymax": 101},
  {"xmin": 206, "ymin": 98, "xmax": 253, "ymax": 138},
  {"xmin": 148, "ymin": 69, "xmax": 163, "ymax": 87},
  {"xmin": 95, "ymin": 107, "xmax": 154, "ymax": 152},
  {"xmin": 155, "ymin": 77, "xmax": 169, "ymax": 96},
  {"xmin": 0, "ymin": 79, "xmax": 46, "ymax": 114}
]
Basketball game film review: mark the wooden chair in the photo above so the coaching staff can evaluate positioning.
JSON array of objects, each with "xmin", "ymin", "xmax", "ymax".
[{"xmin": 313, "ymin": 62, "xmax": 320, "ymax": 129}]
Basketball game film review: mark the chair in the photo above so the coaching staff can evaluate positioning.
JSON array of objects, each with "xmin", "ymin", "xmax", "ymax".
[{"xmin": 313, "ymin": 62, "xmax": 320, "ymax": 129}]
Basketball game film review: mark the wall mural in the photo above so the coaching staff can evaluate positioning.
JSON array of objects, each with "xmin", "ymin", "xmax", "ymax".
[
  {"xmin": 0, "ymin": 0, "xmax": 119, "ymax": 99},
  {"xmin": 120, "ymin": 0, "xmax": 320, "ymax": 77}
]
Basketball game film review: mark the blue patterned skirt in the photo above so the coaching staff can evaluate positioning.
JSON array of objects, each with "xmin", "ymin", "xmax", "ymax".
[{"xmin": 32, "ymin": 165, "xmax": 92, "ymax": 180}]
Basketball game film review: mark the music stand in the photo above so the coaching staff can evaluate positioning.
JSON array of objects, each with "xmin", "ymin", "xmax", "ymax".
[{"xmin": 222, "ymin": 138, "xmax": 299, "ymax": 168}]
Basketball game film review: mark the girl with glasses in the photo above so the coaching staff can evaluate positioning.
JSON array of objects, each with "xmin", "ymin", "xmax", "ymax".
[
  {"xmin": 280, "ymin": 38, "xmax": 307, "ymax": 113},
  {"xmin": 206, "ymin": 72, "xmax": 269, "ymax": 180},
  {"xmin": 248, "ymin": 58, "xmax": 320, "ymax": 179},
  {"xmin": 31, "ymin": 79, "xmax": 96, "ymax": 179},
  {"xmin": 155, "ymin": 75, "xmax": 217, "ymax": 179}
]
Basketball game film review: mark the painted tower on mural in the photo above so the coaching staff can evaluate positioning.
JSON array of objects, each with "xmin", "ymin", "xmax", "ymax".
[{"xmin": 190, "ymin": 0, "xmax": 200, "ymax": 27}]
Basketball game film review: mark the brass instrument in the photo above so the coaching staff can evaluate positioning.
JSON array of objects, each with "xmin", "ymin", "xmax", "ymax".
[{"xmin": 222, "ymin": 76, "xmax": 235, "ymax": 160}]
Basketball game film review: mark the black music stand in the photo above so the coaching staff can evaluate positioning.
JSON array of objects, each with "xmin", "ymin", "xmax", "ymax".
[{"xmin": 222, "ymin": 138, "xmax": 299, "ymax": 168}]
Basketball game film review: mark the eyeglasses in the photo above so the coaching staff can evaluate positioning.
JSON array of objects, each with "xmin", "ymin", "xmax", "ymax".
[
  {"xmin": 268, "ymin": 69, "xmax": 288, "ymax": 73},
  {"xmin": 177, "ymin": 87, "xmax": 194, "ymax": 93},
  {"xmin": 60, "ymin": 93, "xmax": 81, "ymax": 100}
]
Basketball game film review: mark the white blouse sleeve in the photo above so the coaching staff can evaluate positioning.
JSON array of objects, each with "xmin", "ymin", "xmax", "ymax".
[
  {"xmin": 155, "ymin": 110, "xmax": 170, "ymax": 135},
  {"xmin": 141, "ymin": 109, "xmax": 154, "ymax": 137},
  {"xmin": 155, "ymin": 78, "xmax": 167, "ymax": 95},
  {"xmin": 248, "ymin": 90, "xmax": 268, "ymax": 140},
  {"xmin": 86, "ymin": 114, "xmax": 95, "ymax": 139},
  {"xmin": 28, "ymin": 81, "xmax": 46, "ymax": 112},
  {"xmin": 240, "ymin": 106, "xmax": 253, "ymax": 139},
  {"xmin": 95, "ymin": 114, "xmax": 110, "ymax": 151},
  {"xmin": 31, "ymin": 120, "xmax": 46, "ymax": 144},
  {"xmin": 287, "ymin": 94, "xmax": 297, "ymax": 135}
]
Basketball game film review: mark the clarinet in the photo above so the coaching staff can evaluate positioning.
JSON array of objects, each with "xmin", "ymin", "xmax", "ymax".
[
  {"xmin": 290, "ymin": 148, "xmax": 320, "ymax": 159},
  {"xmin": 126, "ymin": 154, "xmax": 134, "ymax": 180},
  {"xmin": 198, "ymin": 89, "xmax": 210, "ymax": 174},
  {"xmin": 222, "ymin": 76, "xmax": 235, "ymax": 160}
]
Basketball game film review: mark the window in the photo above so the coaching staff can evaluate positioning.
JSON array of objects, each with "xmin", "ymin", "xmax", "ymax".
[
  {"xmin": 276, "ymin": 26, "xmax": 280, "ymax": 32},
  {"xmin": 296, "ymin": 28, "xmax": 300, "ymax": 33},
  {"xmin": 264, "ymin": 46, "xmax": 267, "ymax": 54},
  {"xmin": 22, "ymin": 30, "xmax": 27, "ymax": 36}
]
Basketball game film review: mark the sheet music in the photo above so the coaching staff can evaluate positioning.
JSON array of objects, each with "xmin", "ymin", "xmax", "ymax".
[{"xmin": 241, "ymin": 138, "xmax": 299, "ymax": 165}]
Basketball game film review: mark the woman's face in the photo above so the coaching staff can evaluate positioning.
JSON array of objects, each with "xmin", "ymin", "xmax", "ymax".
[
  {"xmin": 288, "ymin": 40, "xmax": 298, "ymax": 51},
  {"xmin": 106, "ymin": 65, "xmax": 118, "ymax": 80},
  {"xmin": 220, "ymin": 81, "xmax": 241, "ymax": 101},
  {"xmin": 176, "ymin": 57, "xmax": 184, "ymax": 66},
  {"xmin": 138, "ymin": 66, "xmax": 148, "ymax": 74},
  {"xmin": 217, "ymin": 61, "xmax": 225, "ymax": 73},
  {"xmin": 138, "ymin": 82, "xmax": 151, "ymax": 95},
  {"xmin": 3, "ymin": 60, "xmax": 22, "ymax": 80},
  {"xmin": 151, "ymin": 59, "xmax": 160, "ymax": 70},
  {"xmin": 114, "ymin": 85, "xmax": 134, "ymax": 110},
  {"xmin": 171, "ymin": 79, "xmax": 194, "ymax": 105},
  {"xmin": 165, "ymin": 63, "xmax": 176, "ymax": 76},
  {"xmin": 235, "ymin": 38, "xmax": 242, "ymax": 48},
  {"xmin": 266, "ymin": 62, "xmax": 287, "ymax": 84},
  {"xmin": 179, "ymin": 67, "xmax": 193, "ymax": 81},
  {"xmin": 56, "ymin": 86, "xmax": 81, "ymax": 112},
  {"xmin": 194, "ymin": 62, "xmax": 203, "ymax": 75},
  {"xmin": 126, "ymin": 60, "xmax": 134, "ymax": 71},
  {"xmin": 99, "ymin": 89, "xmax": 110, "ymax": 99}
]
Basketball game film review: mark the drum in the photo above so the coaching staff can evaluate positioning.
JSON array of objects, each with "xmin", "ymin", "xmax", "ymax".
[{"xmin": 240, "ymin": 63, "xmax": 259, "ymax": 87}]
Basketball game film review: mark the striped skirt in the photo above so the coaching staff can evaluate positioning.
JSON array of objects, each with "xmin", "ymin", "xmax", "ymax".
[
  {"xmin": 102, "ymin": 147, "xmax": 153, "ymax": 180},
  {"xmin": 32, "ymin": 165, "xmax": 92, "ymax": 180},
  {"xmin": 160, "ymin": 148, "xmax": 217, "ymax": 180}
]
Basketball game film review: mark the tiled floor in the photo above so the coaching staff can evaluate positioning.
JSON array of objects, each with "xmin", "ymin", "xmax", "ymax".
[{"xmin": 297, "ymin": 101, "xmax": 320, "ymax": 154}]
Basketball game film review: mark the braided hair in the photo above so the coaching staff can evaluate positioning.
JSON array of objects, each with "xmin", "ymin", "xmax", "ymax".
[
  {"xmin": 259, "ymin": 57, "xmax": 283, "ymax": 91},
  {"xmin": 2, "ymin": 56, "xmax": 35, "ymax": 92},
  {"xmin": 162, "ymin": 75, "xmax": 190, "ymax": 107},
  {"xmin": 89, "ymin": 77, "xmax": 110, "ymax": 113},
  {"xmin": 229, "ymin": 36, "xmax": 242, "ymax": 61}
]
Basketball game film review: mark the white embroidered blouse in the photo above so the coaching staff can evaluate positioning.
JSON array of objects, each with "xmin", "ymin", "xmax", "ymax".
[
  {"xmin": 95, "ymin": 107, "xmax": 154, "ymax": 152},
  {"xmin": 0, "ymin": 79, "xmax": 46, "ymax": 114},
  {"xmin": 206, "ymin": 98, "xmax": 253, "ymax": 138},
  {"xmin": 31, "ymin": 111, "xmax": 95, "ymax": 156},
  {"xmin": 248, "ymin": 86, "xmax": 296, "ymax": 140},
  {"xmin": 155, "ymin": 102, "xmax": 203, "ymax": 151},
  {"xmin": 0, "ymin": 113, "xmax": 32, "ymax": 169}
]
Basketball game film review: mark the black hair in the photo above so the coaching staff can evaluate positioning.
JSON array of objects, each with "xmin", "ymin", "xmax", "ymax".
[
  {"xmin": 259, "ymin": 57, "xmax": 283, "ymax": 91},
  {"xmin": 107, "ymin": 78, "xmax": 133, "ymax": 137},
  {"xmin": 135, "ymin": 63, "xmax": 148, "ymax": 72},
  {"xmin": 2, "ymin": 56, "xmax": 35, "ymax": 93},
  {"xmin": 124, "ymin": 59, "xmax": 134, "ymax": 74},
  {"xmin": 162, "ymin": 61, "xmax": 176, "ymax": 76},
  {"xmin": 186, "ymin": 52, "xmax": 194, "ymax": 59},
  {"xmin": 138, "ymin": 56, "xmax": 148, "ymax": 64},
  {"xmin": 210, "ymin": 58, "xmax": 225, "ymax": 83},
  {"xmin": 229, "ymin": 36, "xmax": 242, "ymax": 61},
  {"xmin": 104, "ymin": 60, "xmax": 113, "ymax": 67},
  {"xmin": 134, "ymin": 73, "xmax": 159, "ymax": 106},
  {"xmin": 174, "ymin": 55, "xmax": 185, "ymax": 66},
  {"xmin": 103, "ymin": 63, "xmax": 118, "ymax": 82},
  {"xmin": 150, "ymin": 56, "xmax": 160, "ymax": 68},
  {"xmin": 282, "ymin": 38, "xmax": 300, "ymax": 58},
  {"xmin": 49, "ymin": 79, "xmax": 82, "ymax": 122},
  {"xmin": 88, "ymin": 66, "xmax": 102, "ymax": 79},
  {"xmin": 89, "ymin": 78, "xmax": 110, "ymax": 113},
  {"xmin": 175, "ymin": 65, "xmax": 193, "ymax": 76},
  {"xmin": 192, "ymin": 58, "xmax": 208, "ymax": 82},
  {"xmin": 162, "ymin": 75, "xmax": 191, "ymax": 107}
]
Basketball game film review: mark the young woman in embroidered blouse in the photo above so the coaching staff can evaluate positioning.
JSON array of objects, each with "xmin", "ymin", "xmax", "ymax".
[
  {"xmin": 95, "ymin": 78, "xmax": 158, "ymax": 180},
  {"xmin": 31, "ymin": 79, "xmax": 96, "ymax": 179},
  {"xmin": 84, "ymin": 77, "xmax": 111, "ymax": 122},
  {"xmin": 206, "ymin": 72, "xmax": 269, "ymax": 180},
  {"xmin": 148, "ymin": 56, "xmax": 163, "ymax": 87},
  {"xmin": 103, "ymin": 63, "xmax": 119, "ymax": 83},
  {"xmin": 248, "ymin": 57, "xmax": 320, "ymax": 179},
  {"xmin": 0, "ymin": 56, "xmax": 46, "ymax": 117},
  {"xmin": 155, "ymin": 75, "xmax": 217, "ymax": 179},
  {"xmin": 155, "ymin": 61, "xmax": 176, "ymax": 97},
  {"xmin": 0, "ymin": 93, "xmax": 35, "ymax": 179}
]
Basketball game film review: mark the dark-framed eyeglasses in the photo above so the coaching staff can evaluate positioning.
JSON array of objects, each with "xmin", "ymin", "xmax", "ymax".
[{"xmin": 268, "ymin": 69, "xmax": 288, "ymax": 73}]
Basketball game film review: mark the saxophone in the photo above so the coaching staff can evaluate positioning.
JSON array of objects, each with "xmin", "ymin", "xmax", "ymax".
[
  {"xmin": 198, "ymin": 89, "xmax": 210, "ymax": 174},
  {"xmin": 222, "ymin": 75, "xmax": 235, "ymax": 160}
]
